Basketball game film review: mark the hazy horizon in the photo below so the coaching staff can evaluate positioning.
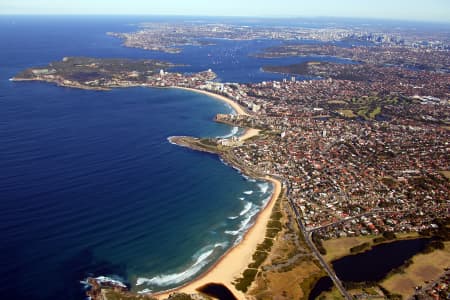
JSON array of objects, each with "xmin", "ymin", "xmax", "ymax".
[{"xmin": 1, "ymin": 0, "xmax": 449, "ymax": 23}]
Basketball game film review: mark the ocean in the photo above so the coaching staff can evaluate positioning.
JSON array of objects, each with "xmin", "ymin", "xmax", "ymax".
[{"xmin": 0, "ymin": 16, "xmax": 351, "ymax": 299}]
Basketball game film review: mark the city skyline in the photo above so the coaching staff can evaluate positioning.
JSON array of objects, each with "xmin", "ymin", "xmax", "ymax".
[{"xmin": 1, "ymin": 0, "xmax": 449, "ymax": 23}]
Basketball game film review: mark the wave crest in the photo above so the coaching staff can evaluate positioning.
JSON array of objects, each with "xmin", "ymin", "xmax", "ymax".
[
  {"xmin": 225, "ymin": 205, "xmax": 260, "ymax": 239},
  {"xmin": 257, "ymin": 182, "xmax": 270, "ymax": 194},
  {"xmin": 239, "ymin": 202, "xmax": 252, "ymax": 216},
  {"xmin": 242, "ymin": 174, "xmax": 256, "ymax": 182},
  {"xmin": 217, "ymin": 126, "xmax": 239, "ymax": 139},
  {"xmin": 136, "ymin": 242, "xmax": 227, "ymax": 287}
]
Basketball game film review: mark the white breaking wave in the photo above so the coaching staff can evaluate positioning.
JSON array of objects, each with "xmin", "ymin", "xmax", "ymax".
[
  {"xmin": 217, "ymin": 126, "xmax": 239, "ymax": 139},
  {"xmin": 225, "ymin": 205, "xmax": 260, "ymax": 238},
  {"xmin": 243, "ymin": 190, "xmax": 253, "ymax": 195},
  {"xmin": 224, "ymin": 229, "xmax": 240, "ymax": 235},
  {"xmin": 93, "ymin": 276, "xmax": 127, "ymax": 288},
  {"xmin": 257, "ymin": 182, "xmax": 270, "ymax": 194},
  {"xmin": 228, "ymin": 215, "xmax": 239, "ymax": 220},
  {"xmin": 240, "ymin": 206, "xmax": 260, "ymax": 230},
  {"xmin": 261, "ymin": 195, "xmax": 272, "ymax": 206},
  {"xmin": 242, "ymin": 174, "xmax": 256, "ymax": 182},
  {"xmin": 137, "ymin": 288, "xmax": 152, "ymax": 294},
  {"xmin": 239, "ymin": 197, "xmax": 245, "ymax": 201},
  {"xmin": 239, "ymin": 202, "xmax": 253, "ymax": 216},
  {"xmin": 166, "ymin": 137, "xmax": 177, "ymax": 145},
  {"xmin": 136, "ymin": 242, "xmax": 227, "ymax": 287}
]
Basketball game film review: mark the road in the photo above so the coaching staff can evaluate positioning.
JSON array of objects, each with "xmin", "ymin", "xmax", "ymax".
[{"xmin": 279, "ymin": 178, "xmax": 352, "ymax": 300}]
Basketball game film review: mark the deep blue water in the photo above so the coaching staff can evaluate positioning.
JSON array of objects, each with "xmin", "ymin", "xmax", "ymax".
[
  {"xmin": 332, "ymin": 238, "xmax": 431, "ymax": 283},
  {"xmin": 0, "ymin": 16, "xmax": 364, "ymax": 300}
]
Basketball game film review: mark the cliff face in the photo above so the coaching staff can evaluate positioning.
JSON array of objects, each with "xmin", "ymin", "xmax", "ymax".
[
  {"xmin": 85, "ymin": 277, "xmax": 128, "ymax": 300},
  {"xmin": 85, "ymin": 277, "xmax": 200, "ymax": 300}
]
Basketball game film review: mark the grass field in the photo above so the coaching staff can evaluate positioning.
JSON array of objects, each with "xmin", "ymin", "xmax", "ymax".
[
  {"xmin": 440, "ymin": 170, "xmax": 450, "ymax": 180},
  {"xmin": 380, "ymin": 242, "xmax": 450, "ymax": 299},
  {"xmin": 337, "ymin": 109, "xmax": 356, "ymax": 118},
  {"xmin": 322, "ymin": 232, "xmax": 420, "ymax": 263},
  {"xmin": 317, "ymin": 287, "xmax": 345, "ymax": 300},
  {"xmin": 323, "ymin": 236, "xmax": 376, "ymax": 262},
  {"xmin": 328, "ymin": 100, "xmax": 347, "ymax": 104}
]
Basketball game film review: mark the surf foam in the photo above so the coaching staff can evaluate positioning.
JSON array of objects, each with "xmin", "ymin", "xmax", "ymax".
[
  {"xmin": 217, "ymin": 126, "xmax": 239, "ymax": 139},
  {"xmin": 91, "ymin": 276, "xmax": 127, "ymax": 288},
  {"xmin": 136, "ymin": 242, "xmax": 227, "ymax": 287},
  {"xmin": 257, "ymin": 182, "xmax": 270, "ymax": 194},
  {"xmin": 242, "ymin": 174, "xmax": 256, "ymax": 182},
  {"xmin": 239, "ymin": 202, "xmax": 252, "ymax": 216},
  {"xmin": 225, "ymin": 205, "xmax": 260, "ymax": 239}
]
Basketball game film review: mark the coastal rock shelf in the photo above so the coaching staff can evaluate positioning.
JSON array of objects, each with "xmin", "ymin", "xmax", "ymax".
[{"xmin": 168, "ymin": 136, "xmax": 222, "ymax": 155}]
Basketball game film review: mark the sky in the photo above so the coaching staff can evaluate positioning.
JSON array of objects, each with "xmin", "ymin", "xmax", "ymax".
[{"xmin": 0, "ymin": 0, "xmax": 449, "ymax": 23}]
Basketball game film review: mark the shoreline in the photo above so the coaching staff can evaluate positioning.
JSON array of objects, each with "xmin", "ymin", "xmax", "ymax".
[
  {"xmin": 154, "ymin": 176, "xmax": 282, "ymax": 299},
  {"xmin": 171, "ymin": 86, "xmax": 249, "ymax": 116}
]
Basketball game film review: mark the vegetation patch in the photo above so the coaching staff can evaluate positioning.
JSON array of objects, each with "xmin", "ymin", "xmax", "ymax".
[
  {"xmin": 369, "ymin": 106, "xmax": 382, "ymax": 119},
  {"xmin": 300, "ymin": 272, "xmax": 327, "ymax": 300},
  {"xmin": 267, "ymin": 220, "xmax": 282, "ymax": 231},
  {"xmin": 349, "ymin": 242, "xmax": 371, "ymax": 254},
  {"xmin": 248, "ymin": 251, "xmax": 269, "ymax": 269},
  {"xmin": 256, "ymin": 238, "xmax": 274, "ymax": 252},
  {"xmin": 337, "ymin": 109, "xmax": 356, "ymax": 118},
  {"xmin": 234, "ymin": 268, "xmax": 259, "ymax": 292},
  {"xmin": 312, "ymin": 232, "xmax": 327, "ymax": 255},
  {"xmin": 104, "ymin": 290, "xmax": 158, "ymax": 300},
  {"xmin": 373, "ymin": 231, "xmax": 397, "ymax": 244}
]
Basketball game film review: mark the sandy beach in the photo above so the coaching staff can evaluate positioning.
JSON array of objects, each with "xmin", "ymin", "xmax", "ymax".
[
  {"xmin": 155, "ymin": 176, "xmax": 282, "ymax": 299},
  {"xmin": 238, "ymin": 128, "xmax": 260, "ymax": 141},
  {"xmin": 172, "ymin": 86, "xmax": 249, "ymax": 116}
]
